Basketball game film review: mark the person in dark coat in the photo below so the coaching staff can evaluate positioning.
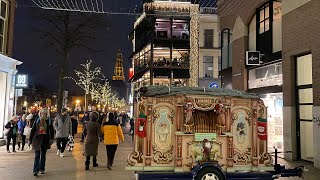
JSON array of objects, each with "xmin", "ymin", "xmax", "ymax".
[
  {"xmin": 71, "ymin": 113, "xmax": 78, "ymax": 139},
  {"xmin": 5, "ymin": 116, "xmax": 19, "ymax": 153},
  {"xmin": 84, "ymin": 112, "xmax": 102, "ymax": 170},
  {"xmin": 17, "ymin": 114, "xmax": 28, "ymax": 150},
  {"xmin": 29, "ymin": 108, "xmax": 54, "ymax": 176},
  {"xmin": 80, "ymin": 112, "xmax": 90, "ymax": 142}
]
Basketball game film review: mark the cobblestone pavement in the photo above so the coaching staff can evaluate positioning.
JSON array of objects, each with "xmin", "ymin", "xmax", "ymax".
[{"xmin": 0, "ymin": 124, "xmax": 319, "ymax": 180}]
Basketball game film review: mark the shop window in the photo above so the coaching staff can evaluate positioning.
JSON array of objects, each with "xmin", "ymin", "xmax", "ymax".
[
  {"xmin": 0, "ymin": 71, "xmax": 7, "ymax": 138},
  {"xmin": 248, "ymin": 62, "xmax": 282, "ymax": 89},
  {"xmin": 204, "ymin": 29, "xmax": 213, "ymax": 48},
  {"xmin": 296, "ymin": 53, "xmax": 313, "ymax": 162},
  {"xmin": 172, "ymin": 49, "xmax": 189, "ymax": 67},
  {"xmin": 203, "ymin": 56, "xmax": 213, "ymax": 78}
]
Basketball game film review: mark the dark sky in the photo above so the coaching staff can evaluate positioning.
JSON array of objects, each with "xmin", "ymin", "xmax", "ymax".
[{"xmin": 12, "ymin": 0, "xmax": 143, "ymax": 96}]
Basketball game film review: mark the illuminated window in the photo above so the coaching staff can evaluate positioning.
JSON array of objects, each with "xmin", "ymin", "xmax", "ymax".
[{"xmin": 259, "ymin": 3, "xmax": 270, "ymax": 34}]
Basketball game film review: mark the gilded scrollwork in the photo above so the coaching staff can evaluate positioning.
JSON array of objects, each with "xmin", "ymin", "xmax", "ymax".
[
  {"xmin": 127, "ymin": 150, "xmax": 143, "ymax": 166},
  {"xmin": 153, "ymin": 145, "xmax": 174, "ymax": 164},
  {"xmin": 233, "ymin": 152, "xmax": 251, "ymax": 165},
  {"xmin": 183, "ymin": 141, "xmax": 195, "ymax": 167},
  {"xmin": 259, "ymin": 152, "xmax": 273, "ymax": 166}
]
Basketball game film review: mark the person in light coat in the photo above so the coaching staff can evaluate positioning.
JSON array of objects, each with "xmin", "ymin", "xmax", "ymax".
[{"xmin": 53, "ymin": 108, "xmax": 72, "ymax": 157}]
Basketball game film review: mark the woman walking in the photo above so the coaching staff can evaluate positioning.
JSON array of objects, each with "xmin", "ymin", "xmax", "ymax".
[
  {"xmin": 84, "ymin": 112, "xmax": 102, "ymax": 170},
  {"xmin": 29, "ymin": 108, "xmax": 54, "ymax": 176},
  {"xmin": 101, "ymin": 112, "xmax": 124, "ymax": 170},
  {"xmin": 17, "ymin": 114, "xmax": 27, "ymax": 151},
  {"xmin": 5, "ymin": 116, "xmax": 19, "ymax": 153}
]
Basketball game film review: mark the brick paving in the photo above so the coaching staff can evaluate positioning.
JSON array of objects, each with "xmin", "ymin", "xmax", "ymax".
[{"xmin": 0, "ymin": 124, "xmax": 319, "ymax": 180}]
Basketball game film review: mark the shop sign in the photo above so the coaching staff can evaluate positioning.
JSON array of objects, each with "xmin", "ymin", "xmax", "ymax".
[
  {"xmin": 246, "ymin": 51, "xmax": 260, "ymax": 66},
  {"xmin": 195, "ymin": 133, "xmax": 216, "ymax": 142},
  {"xmin": 209, "ymin": 82, "xmax": 219, "ymax": 88},
  {"xmin": 15, "ymin": 74, "xmax": 28, "ymax": 88},
  {"xmin": 200, "ymin": 7, "xmax": 217, "ymax": 14}
]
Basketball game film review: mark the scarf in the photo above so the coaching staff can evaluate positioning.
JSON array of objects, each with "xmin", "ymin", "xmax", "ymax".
[{"xmin": 38, "ymin": 118, "xmax": 48, "ymax": 134}]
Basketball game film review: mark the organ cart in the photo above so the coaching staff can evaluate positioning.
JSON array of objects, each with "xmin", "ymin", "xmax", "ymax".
[{"xmin": 126, "ymin": 86, "xmax": 305, "ymax": 180}]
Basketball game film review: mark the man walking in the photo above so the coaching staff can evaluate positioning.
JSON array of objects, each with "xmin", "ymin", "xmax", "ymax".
[{"xmin": 54, "ymin": 108, "xmax": 72, "ymax": 157}]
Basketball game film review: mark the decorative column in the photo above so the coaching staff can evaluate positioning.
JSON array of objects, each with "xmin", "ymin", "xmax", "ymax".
[{"xmin": 189, "ymin": 5, "xmax": 199, "ymax": 87}]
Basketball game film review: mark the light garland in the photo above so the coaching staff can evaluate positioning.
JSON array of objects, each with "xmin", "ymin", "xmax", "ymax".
[{"xmin": 189, "ymin": 4, "xmax": 200, "ymax": 87}]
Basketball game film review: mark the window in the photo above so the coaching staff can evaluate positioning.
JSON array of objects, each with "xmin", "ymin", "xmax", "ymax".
[
  {"xmin": 204, "ymin": 29, "xmax": 213, "ymax": 48},
  {"xmin": 259, "ymin": 4, "xmax": 270, "ymax": 34},
  {"xmin": 203, "ymin": 56, "xmax": 213, "ymax": 78},
  {"xmin": 0, "ymin": 0, "xmax": 8, "ymax": 54}
]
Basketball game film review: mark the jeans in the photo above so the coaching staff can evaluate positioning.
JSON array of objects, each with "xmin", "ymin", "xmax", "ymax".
[
  {"xmin": 33, "ymin": 144, "xmax": 47, "ymax": 173},
  {"xmin": 106, "ymin": 145, "xmax": 118, "ymax": 167},
  {"xmin": 6, "ymin": 135, "xmax": 16, "ymax": 151},
  {"xmin": 56, "ymin": 138, "xmax": 68, "ymax": 153},
  {"xmin": 18, "ymin": 135, "xmax": 26, "ymax": 150}
]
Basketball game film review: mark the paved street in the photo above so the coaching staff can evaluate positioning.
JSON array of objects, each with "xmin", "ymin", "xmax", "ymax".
[{"xmin": 0, "ymin": 125, "xmax": 319, "ymax": 180}]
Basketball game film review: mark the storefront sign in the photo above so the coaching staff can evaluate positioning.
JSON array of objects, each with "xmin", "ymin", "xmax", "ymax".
[
  {"xmin": 246, "ymin": 51, "xmax": 260, "ymax": 66},
  {"xmin": 15, "ymin": 74, "xmax": 28, "ymax": 88},
  {"xmin": 195, "ymin": 133, "xmax": 216, "ymax": 141},
  {"xmin": 200, "ymin": 7, "xmax": 217, "ymax": 14},
  {"xmin": 129, "ymin": 68, "xmax": 134, "ymax": 79}
]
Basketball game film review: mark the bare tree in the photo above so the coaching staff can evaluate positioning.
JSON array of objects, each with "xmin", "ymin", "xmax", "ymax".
[{"xmin": 34, "ymin": 10, "xmax": 109, "ymax": 111}]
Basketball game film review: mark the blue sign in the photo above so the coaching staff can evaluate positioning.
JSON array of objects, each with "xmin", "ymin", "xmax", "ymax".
[{"xmin": 209, "ymin": 82, "xmax": 219, "ymax": 88}]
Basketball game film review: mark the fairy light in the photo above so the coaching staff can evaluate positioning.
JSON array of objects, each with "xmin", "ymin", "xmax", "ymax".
[{"xmin": 189, "ymin": 4, "xmax": 200, "ymax": 87}]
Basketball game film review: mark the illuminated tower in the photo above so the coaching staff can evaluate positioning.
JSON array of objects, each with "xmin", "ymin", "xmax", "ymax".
[{"xmin": 112, "ymin": 49, "xmax": 125, "ymax": 81}]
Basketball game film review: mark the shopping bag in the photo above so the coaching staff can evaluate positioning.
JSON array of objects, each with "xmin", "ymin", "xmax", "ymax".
[
  {"xmin": 67, "ymin": 135, "xmax": 74, "ymax": 151},
  {"xmin": 23, "ymin": 126, "xmax": 32, "ymax": 137},
  {"xmin": 4, "ymin": 128, "xmax": 10, "ymax": 138}
]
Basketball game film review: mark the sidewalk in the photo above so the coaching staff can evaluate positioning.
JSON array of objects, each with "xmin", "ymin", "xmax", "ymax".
[{"xmin": 0, "ymin": 133, "xmax": 136, "ymax": 180}]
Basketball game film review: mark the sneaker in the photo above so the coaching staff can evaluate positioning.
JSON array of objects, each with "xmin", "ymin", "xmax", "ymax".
[
  {"xmin": 57, "ymin": 150, "xmax": 60, "ymax": 156},
  {"xmin": 107, "ymin": 166, "xmax": 112, "ymax": 170},
  {"xmin": 60, "ymin": 153, "xmax": 64, "ymax": 157},
  {"xmin": 33, "ymin": 172, "xmax": 38, "ymax": 176},
  {"xmin": 40, "ymin": 171, "xmax": 45, "ymax": 174},
  {"xmin": 13, "ymin": 150, "xmax": 17, "ymax": 153},
  {"xmin": 7, "ymin": 151, "xmax": 11, "ymax": 153}
]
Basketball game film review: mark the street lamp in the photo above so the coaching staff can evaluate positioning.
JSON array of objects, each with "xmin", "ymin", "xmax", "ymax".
[{"xmin": 76, "ymin": 100, "xmax": 80, "ymax": 104}]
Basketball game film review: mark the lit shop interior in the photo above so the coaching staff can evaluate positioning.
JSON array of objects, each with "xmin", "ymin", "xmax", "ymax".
[{"xmin": 248, "ymin": 62, "xmax": 284, "ymax": 152}]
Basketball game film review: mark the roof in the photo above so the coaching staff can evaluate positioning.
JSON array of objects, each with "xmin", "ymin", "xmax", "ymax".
[{"xmin": 139, "ymin": 86, "xmax": 260, "ymax": 99}]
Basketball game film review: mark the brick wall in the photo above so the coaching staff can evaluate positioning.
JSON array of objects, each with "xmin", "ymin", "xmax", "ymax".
[{"xmin": 282, "ymin": 0, "xmax": 320, "ymax": 106}]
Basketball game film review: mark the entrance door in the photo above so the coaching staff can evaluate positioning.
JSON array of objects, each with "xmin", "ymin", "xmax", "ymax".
[{"xmin": 296, "ymin": 54, "xmax": 313, "ymax": 162}]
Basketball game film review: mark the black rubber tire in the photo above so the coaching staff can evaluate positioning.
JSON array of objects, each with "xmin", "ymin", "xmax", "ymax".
[{"xmin": 195, "ymin": 167, "xmax": 226, "ymax": 180}]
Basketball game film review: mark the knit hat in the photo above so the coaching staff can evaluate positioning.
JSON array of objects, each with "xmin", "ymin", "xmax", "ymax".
[{"xmin": 26, "ymin": 114, "xmax": 33, "ymax": 120}]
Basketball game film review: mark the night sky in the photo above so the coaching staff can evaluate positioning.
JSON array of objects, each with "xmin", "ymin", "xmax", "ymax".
[{"xmin": 12, "ymin": 0, "xmax": 143, "ymax": 96}]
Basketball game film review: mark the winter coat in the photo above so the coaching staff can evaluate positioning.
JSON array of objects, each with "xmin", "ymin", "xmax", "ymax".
[
  {"xmin": 29, "ymin": 118, "xmax": 54, "ymax": 151},
  {"xmin": 17, "ymin": 119, "xmax": 27, "ymax": 135},
  {"xmin": 84, "ymin": 121, "xmax": 102, "ymax": 156},
  {"xmin": 53, "ymin": 114, "xmax": 72, "ymax": 138},
  {"xmin": 71, "ymin": 118, "xmax": 78, "ymax": 135},
  {"xmin": 101, "ymin": 120, "xmax": 124, "ymax": 145},
  {"xmin": 5, "ymin": 120, "xmax": 18, "ymax": 137}
]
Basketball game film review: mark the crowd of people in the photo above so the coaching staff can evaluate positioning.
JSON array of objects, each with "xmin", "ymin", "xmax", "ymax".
[{"xmin": 4, "ymin": 108, "xmax": 133, "ymax": 176}]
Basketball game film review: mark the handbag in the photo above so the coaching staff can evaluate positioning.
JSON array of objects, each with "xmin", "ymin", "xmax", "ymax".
[
  {"xmin": 4, "ymin": 128, "xmax": 10, "ymax": 137},
  {"xmin": 23, "ymin": 126, "xmax": 32, "ymax": 136}
]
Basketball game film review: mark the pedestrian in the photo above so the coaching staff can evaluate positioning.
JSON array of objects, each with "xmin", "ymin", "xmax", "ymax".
[
  {"xmin": 25, "ymin": 114, "xmax": 34, "ymax": 151},
  {"xmin": 71, "ymin": 113, "xmax": 78, "ymax": 139},
  {"xmin": 5, "ymin": 116, "xmax": 19, "ymax": 153},
  {"xmin": 101, "ymin": 112, "xmax": 124, "ymax": 170},
  {"xmin": 29, "ymin": 108, "xmax": 54, "ymax": 176},
  {"xmin": 84, "ymin": 112, "xmax": 102, "ymax": 170},
  {"xmin": 54, "ymin": 108, "xmax": 72, "ymax": 158},
  {"xmin": 17, "ymin": 114, "xmax": 28, "ymax": 151},
  {"xmin": 80, "ymin": 112, "xmax": 89, "ymax": 143}
]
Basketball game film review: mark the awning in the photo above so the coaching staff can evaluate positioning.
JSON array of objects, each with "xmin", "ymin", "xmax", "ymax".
[{"xmin": 128, "ymin": 68, "xmax": 149, "ymax": 83}]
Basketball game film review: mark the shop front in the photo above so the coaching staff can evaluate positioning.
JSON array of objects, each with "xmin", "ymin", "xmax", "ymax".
[
  {"xmin": 0, "ymin": 54, "xmax": 22, "ymax": 139},
  {"xmin": 248, "ymin": 62, "xmax": 283, "ymax": 153}
]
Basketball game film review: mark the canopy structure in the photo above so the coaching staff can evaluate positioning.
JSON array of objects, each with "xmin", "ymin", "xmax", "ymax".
[{"xmin": 139, "ymin": 86, "xmax": 259, "ymax": 99}]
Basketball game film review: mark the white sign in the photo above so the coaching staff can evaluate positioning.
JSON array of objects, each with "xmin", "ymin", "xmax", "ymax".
[{"xmin": 15, "ymin": 74, "xmax": 28, "ymax": 88}]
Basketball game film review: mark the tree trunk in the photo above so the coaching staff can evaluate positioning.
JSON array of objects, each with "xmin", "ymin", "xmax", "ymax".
[{"xmin": 57, "ymin": 65, "xmax": 65, "ymax": 112}]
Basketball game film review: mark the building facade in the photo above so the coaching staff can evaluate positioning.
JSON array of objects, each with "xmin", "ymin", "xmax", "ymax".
[
  {"xmin": 0, "ymin": 0, "xmax": 21, "ymax": 140},
  {"xmin": 128, "ymin": 0, "xmax": 200, "ymax": 100},
  {"xmin": 218, "ymin": 0, "xmax": 320, "ymax": 168},
  {"xmin": 198, "ymin": 13, "xmax": 221, "ymax": 88}
]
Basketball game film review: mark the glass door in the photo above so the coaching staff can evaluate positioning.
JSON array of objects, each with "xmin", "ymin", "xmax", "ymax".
[{"xmin": 296, "ymin": 54, "xmax": 313, "ymax": 162}]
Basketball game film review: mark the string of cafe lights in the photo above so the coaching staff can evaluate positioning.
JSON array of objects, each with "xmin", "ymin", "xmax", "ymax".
[{"xmin": 17, "ymin": 0, "xmax": 220, "ymax": 17}]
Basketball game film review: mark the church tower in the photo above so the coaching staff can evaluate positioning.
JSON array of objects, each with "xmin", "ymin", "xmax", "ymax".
[{"xmin": 112, "ymin": 49, "xmax": 125, "ymax": 81}]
